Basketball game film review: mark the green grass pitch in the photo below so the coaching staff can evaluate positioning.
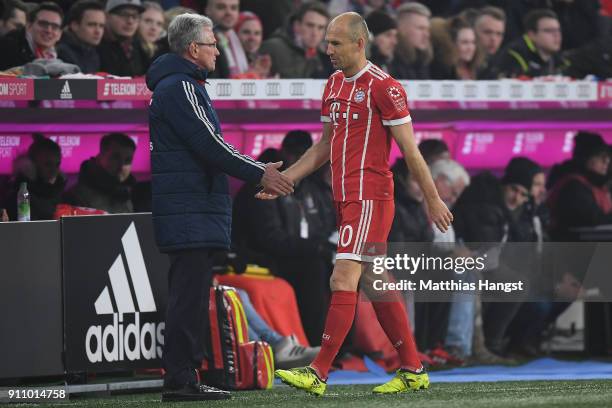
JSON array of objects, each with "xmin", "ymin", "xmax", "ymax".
[{"xmin": 28, "ymin": 380, "xmax": 612, "ymax": 408}]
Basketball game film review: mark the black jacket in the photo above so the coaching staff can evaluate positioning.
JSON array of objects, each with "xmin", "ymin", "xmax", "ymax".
[
  {"xmin": 56, "ymin": 30, "xmax": 100, "ymax": 73},
  {"xmin": 492, "ymin": 35, "xmax": 568, "ymax": 79},
  {"xmin": 0, "ymin": 28, "xmax": 35, "ymax": 70},
  {"xmin": 232, "ymin": 176, "xmax": 334, "ymax": 273},
  {"xmin": 390, "ymin": 48, "xmax": 431, "ymax": 80},
  {"xmin": 547, "ymin": 163, "xmax": 612, "ymax": 240},
  {"xmin": 4, "ymin": 174, "xmax": 66, "ymax": 220},
  {"xmin": 63, "ymin": 158, "xmax": 135, "ymax": 214},
  {"xmin": 453, "ymin": 172, "xmax": 510, "ymax": 244},
  {"xmin": 98, "ymin": 35, "xmax": 150, "ymax": 77},
  {"xmin": 389, "ymin": 183, "xmax": 433, "ymax": 243},
  {"xmin": 146, "ymin": 53, "xmax": 264, "ymax": 252}
]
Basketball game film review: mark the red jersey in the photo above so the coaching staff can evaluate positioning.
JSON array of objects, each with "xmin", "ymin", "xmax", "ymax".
[{"xmin": 321, "ymin": 61, "xmax": 412, "ymax": 202}]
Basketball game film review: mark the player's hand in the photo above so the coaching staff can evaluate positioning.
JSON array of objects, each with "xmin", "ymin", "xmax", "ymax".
[
  {"xmin": 259, "ymin": 161, "xmax": 294, "ymax": 197},
  {"xmin": 428, "ymin": 198, "xmax": 453, "ymax": 233}
]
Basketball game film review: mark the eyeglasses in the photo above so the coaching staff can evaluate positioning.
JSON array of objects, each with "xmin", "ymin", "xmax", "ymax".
[
  {"xmin": 194, "ymin": 42, "xmax": 217, "ymax": 49},
  {"xmin": 112, "ymin": 10, "xmax": 141, "ymax": 21},
  {"xmin": 35, "ymin": 19, "xmax": 61, "ymax": 32},
  {"xmin": 539, "ymin": 27, "xmax": 561, "ymax": 35}
]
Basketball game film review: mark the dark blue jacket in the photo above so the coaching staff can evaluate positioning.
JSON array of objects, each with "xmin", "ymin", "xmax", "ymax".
[{"xmin": 146, "ymin": 53, "xmax": 264, "ymax": 252}]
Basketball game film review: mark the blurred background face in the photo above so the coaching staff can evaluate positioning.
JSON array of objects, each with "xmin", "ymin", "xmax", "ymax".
[
  {"xmin": 71, "ymin": 9, "xmax": 105, "ymax": 46},
  {"xmin": 434, "ymin": 175, "xmax": 466, "ymax": 208},
  {"xmin": 296, "ymin": 11, "xmax": 327, "ymax": 50},
  {"xmin": 530, "ymin": 17, "xmax": 561, "ymax": 55},
  {"xmin": 237, "ymin": 19, "xmax": 262, "ymax": 54},
  {"xmin": 27, "ymin": 10, "xmax": 62, "ymax": 49},
  {"xmin": 107, "ymin": 6, "xmax": 141, "ymax": 38},
  {"xmin": 205, "ymin": 0, "xmax": 239, "ymax": 31},
  {"xmin": 3, "ymin": 7, "xmax": 26, "ymax": 33},
  {"xmin": 139, "ymin": 7, "xmax": 164, "ymax": 44},
  {"xmin": 504, "ymin": 184, "xmax": 529, "ymax": 210},
  {"xmin": 474, "ymin": 15, "xmax": 504, "ymax": 56},
  {"xmin": 398, "ymin": 13, "xmax": 429, "ymax": 51},
  {"xmin": 32, "ymin": 151, "xmax": 61, "ymax": 184},
  {"xmin": 456, "ymin": 27, "xmax": 476, "ymax": 63},
  {"xmin": 531, "ymin": 173, "xmax": 546, "ymax": 206},
  {"xmin": 374, "ymin": 28, "xmax": 397, "ymax": 59},
  {"xmin": 586, "ymin": 152, "xmax": 611, "ymax": 176},
  {"xmin": 98, "ymin": 144, "xmax": 135, "ymax": 180}
]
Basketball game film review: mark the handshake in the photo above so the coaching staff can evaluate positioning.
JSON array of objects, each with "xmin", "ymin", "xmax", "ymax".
[{"xmin": 257, "ymin": 161, "xmax": 294, "ymax": 200}]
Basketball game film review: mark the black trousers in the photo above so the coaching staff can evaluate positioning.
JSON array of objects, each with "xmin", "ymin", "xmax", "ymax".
[{"xmin": 162, "ymin": 248, "xmax": 214, "ymax": 387}]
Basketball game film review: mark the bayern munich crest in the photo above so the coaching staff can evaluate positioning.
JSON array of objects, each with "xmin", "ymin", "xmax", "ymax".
[{"xmin": 353, "ymin": 89, "xmax": 366, "ymax": 103}]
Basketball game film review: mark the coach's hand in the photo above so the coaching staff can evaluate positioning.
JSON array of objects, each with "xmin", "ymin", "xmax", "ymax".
[
  {"xmin": 428, "ymin": 198, "xmax": 453, "ymax": 233},
  {"xmin": 259, "ymin": 161, "xmax": 294, "ymax": 197}
]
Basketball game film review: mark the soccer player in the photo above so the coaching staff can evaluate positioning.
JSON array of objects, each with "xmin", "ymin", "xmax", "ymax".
[{"xmin": 257, "ymin": 12, "xmax": 452, "ymax": 395}]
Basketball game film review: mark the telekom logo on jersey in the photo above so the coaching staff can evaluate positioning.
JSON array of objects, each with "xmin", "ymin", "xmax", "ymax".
[{"xmin": 329, "ymin": 101, "xmax": 360, "ymax": 126}]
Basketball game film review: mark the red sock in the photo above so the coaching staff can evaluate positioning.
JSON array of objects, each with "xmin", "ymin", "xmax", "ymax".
[
  {"xmin": 372, "ymin": 300, "xmax": 422, "ymax": 371},
  {"xmin": 310, "ymin": 291, "xmax": 357, "ymax": 380}
]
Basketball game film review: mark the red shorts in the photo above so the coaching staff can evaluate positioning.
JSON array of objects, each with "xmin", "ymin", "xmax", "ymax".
[{"xmin": 335, "ymin": 200, "xmax": 395, "ymax": 262}]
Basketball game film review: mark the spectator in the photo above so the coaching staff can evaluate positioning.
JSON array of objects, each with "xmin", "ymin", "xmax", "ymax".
[
  {"xmin": 259, "ymin": 1, "xmax": 332, "ymax": 79},
  {"xmin": 547, "ymin": 131, "xmax": 612, "ymax": 241},
  {"xmin": 0, "ymin": 2, "xmax": 63, "ymax": 71},
  {"xmin": 98, "ymin": 0, "xmax": 150, "ymax": 77},
  {"xmin": 492, "ymin": 9, "xmax": 568, "ymax": 78},
  {"xmin": 205, "ymin": 0, "xmax": 248, "ymax": 78},
  {"xmin": 3, "ymin": 134, "xmax": 66, "ymax": 221},
  {"xmin": 452, "ymin": 162, "xmax": 536, "ymax": 359},
  {"xmin": 365, "ymin": 10, "xmax": 397, "ymax": 74},
  {"xmin": 391, "ymin": 2, "xmax": 433, "ymax": 79},
  {"xmin": 234, "ymin": 11, "xmax": 272, "ymax": 78},
  {"xmin": 418, "ymin": 139, "xmax": 450, "ymax": 164},
  {"xmin": 422, "ymin": 159, "xmax": 475, "ymax": 361},
  {"xmin": 150, "ymin": 6, "xmax": 197, "ymax": 59},
  {"xmin": 430, "ymin": 15, "xmax": 484, "ymax": 79},
  {"xmin": 64, "ymin": 132, "xmax": 136, "ymax": 214},
  {"xmin": 138, "ymin": 1, "xmax": 164, "ymax": 58},
  {"xmin": 56, "ymin": 0, "xmax": 105, "ymax": 74},
  {"xmin": 473, "ymin": 6, "xmax": 505, "ymax": 78},
  {"xmin": 0, "ymin": 0, "xmax": 27, "ymax": 36}
]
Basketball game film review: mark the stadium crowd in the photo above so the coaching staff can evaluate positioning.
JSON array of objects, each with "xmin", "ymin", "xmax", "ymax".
[
  {"xmin": 0, "ymin": 0, "xmax": 611, "ymax": 79},
  {"xmin": 0, "ymin": 0, "xmax": 611, "ymax": 371}
]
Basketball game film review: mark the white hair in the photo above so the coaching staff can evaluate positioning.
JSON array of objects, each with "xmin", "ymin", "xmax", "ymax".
[
  {"xmin": 430, "ymin": 159, "xmax": 470, "ymax": 186},
  {"xmin": 167, "ymin": 13, "xmax": 213, "ymax": 55}
]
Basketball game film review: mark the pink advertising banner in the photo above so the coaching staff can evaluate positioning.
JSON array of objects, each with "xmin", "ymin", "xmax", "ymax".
[
  {"xmin": 0, "ymin": 132, "xmax": 150, "ymax": 174},
  {"xmin": 0, "ymin": 78, "xmax": 34, "ymax": 100},
  {"xmin": 97, "ymin": 79, "xmax": 152, "ymax": 101},
  {"xmin": 455, "ymin": 129, "xmax": 612, "ymax": 169}
]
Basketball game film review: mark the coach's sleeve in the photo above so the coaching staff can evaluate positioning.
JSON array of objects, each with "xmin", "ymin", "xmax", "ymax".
[
  {"xmin": 372, "ymin": 78, "xmax": 412, "ymax": 127},
  {"xmin": 164, "ymin": 80, "xmax": 265, "ymax": 184}
]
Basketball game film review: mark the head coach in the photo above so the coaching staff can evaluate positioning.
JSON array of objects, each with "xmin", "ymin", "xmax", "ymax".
[{"xmin": 146, "ymin": 13, "xmax": 294, "ymax": 402}]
